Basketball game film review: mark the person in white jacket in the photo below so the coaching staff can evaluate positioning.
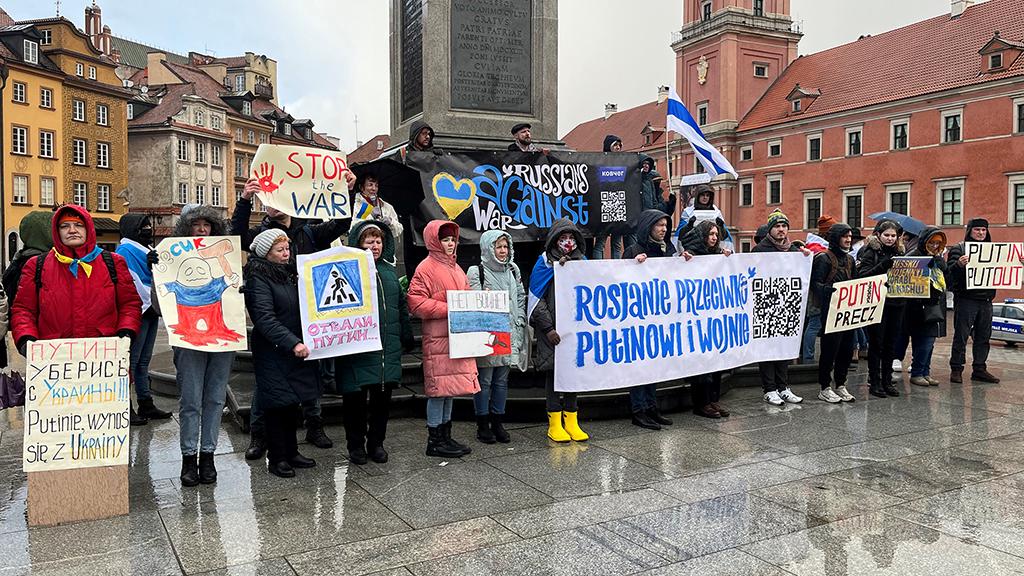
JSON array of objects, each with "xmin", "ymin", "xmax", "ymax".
[{"xmin": 352, "ymin": 174, "xmax": 403, "ymax": 238}]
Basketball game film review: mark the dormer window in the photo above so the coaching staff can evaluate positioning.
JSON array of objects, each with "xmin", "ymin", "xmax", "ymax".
[
  {"xmin": 23, "ymin": 40, "xmax": 38, "ymax": 64},
  {"xmin": 40, "ymin": 29, "xmax": 51, "ymax": 45},
  {"xmin": 990, "ymin": 53, "xmax": 1003, "ymax": 69},
  {"xmin": 979, "ymin": 32, "xmax": 1023, "ymax": 74},
  {"xmin": 282, "ymin": 123, "xmax": 292, "ymax": 136},
  {"xmin": 786, "ymin": 83, "xmax": 820, "ymax": 116},
  {"xmin": 792, "ymin": 100, "xmax": 801, "ymax": 113}
]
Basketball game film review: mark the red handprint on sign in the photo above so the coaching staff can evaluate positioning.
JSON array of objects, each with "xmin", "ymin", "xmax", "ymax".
[{"xmin": 253, "ymin": 162, "xmax": 284, "ymax": 194}]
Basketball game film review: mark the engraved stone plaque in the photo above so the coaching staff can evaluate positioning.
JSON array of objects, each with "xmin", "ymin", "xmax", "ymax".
[{"xmin": 450, "ymin": 0, "xmax": 532, "ymax": 113}]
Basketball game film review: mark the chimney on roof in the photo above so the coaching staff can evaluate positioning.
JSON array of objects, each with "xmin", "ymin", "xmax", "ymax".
[
  {"xmin": 604, "ymin": 103, "xmax": 617, "ymax": 119},
  {"xmin": 111, "ymin": 48, "xmax": 121, "ymax": 64},
  {"xmin": 85, "ymin": 2, "xmax": 102, "ymax": 52},
  {"xmin": 951, "ymin": 0, "xmax": 974, "ymax": 18},
  {"xmin": 657, "ymin": 86, "xmax": 670, "ymax": 104}
]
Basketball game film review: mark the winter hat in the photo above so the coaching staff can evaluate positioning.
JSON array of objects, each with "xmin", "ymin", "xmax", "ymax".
[
  {"xmin": 817, "ymin": 214, "xmax": 837, "ymax": 236},
  {"xmin": 766, "ymin": 209, "xmax": 789, "ymax": 229},
  {"xmin": 250, "ymin": 228, "xmax": 288, "ymax": 257},
  {"xmin": 966, "ymin": 218, "xmax": 989, "ymax": 229}
]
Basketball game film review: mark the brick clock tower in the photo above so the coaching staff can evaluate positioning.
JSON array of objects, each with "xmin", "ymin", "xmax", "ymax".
[{"xmin": 671, "ymin": 1, "xmax": 802, "ymax": 185}]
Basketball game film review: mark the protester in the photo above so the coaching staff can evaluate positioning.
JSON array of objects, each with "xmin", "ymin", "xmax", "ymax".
[
  {"xmin": 408, "ymin": 119, "xmax": 436, "ymax": 152},
  {"xmin": 856, "ymin": 220, "xmax": 905, "ymax": 397},
  {"xmin": 621, "ymin": 210, "xmax": 676, "ymax": 428},
  {"xmin": 337, "ymin": 221, "xmax": 413, "ymax": 464},
  {"xmin": 352, "ymin": 174, "xmax": 403, "ymax": 238},
  {"xmin": 116, "ymin": 214, "xmax": 172, "ymax": 423},
  {"xmin": 236, "ymin": 177, "xmax": 354, "ymax": 458},
  {"xmin": 905, "ymin": 227, "xmax": 948, "ymax": 387},
  {"xmin": 467, "ymin": 230, "xmax": 526, "ymax": 444},
  {"xmin": 160, "ymin": 205, "xmax": 236, "ymax": 486},
  {"xmin": 679, "ymin": 219, "xmax": 733, "ymax": 417},
  {"xmin": 800, "ymin": 215, "xmax": 838, "ymax": 362},
  {"xmin": 508, "ymin": 123, "xmax": 545, "ymax": 152},
  {"xmin": 753, "ymin": 224, "xmax": 770, "ymax": 247},
  {"xmin": 810, "ymin": 223, "xmax": 857, "ymax": 403},
  {"xmin": 752, "ymin": 210, "xmax": 810, "ymax": 406},
  {"xmin": 530, "ymin": 219, "xmax": 589, "ymax": 442},
  {"xmin": 640, "ymin": 156, "xmax": 675, "ymax": 215},
  {"xmin": 592, "ymin": 135, "xmax": 627, "ymax": 260},
  {"xmin": 2, "ymin": 212, "xmax": 54, "ymax": 382},
  {"xmin": 407, "ymin": 220, "xmax": 479, "ymax": 457},
  {"xmin": 677, "ymin": 184, "xmax": 726, "ymax": 246},
  {"xmin": 244, "ymin": 228, "xmax": 319, "ymax": 478},
  {"xmin": 946, "ymin": 218, "xmax": 1000, "ymax": 383}
]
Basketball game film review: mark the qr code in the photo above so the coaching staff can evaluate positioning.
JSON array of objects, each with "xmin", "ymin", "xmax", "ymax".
[
  {"xmin": 751, "ymin": 277, "xmax": 803, "ymax": 339},
  {"xmin": 600, "ymin": 190, "xmax": 627, "ymax": 223}
]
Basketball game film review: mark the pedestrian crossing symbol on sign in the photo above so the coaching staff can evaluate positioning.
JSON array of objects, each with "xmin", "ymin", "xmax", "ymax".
[{"xmin": 311, "ymin": 261, "xmax": 364, "ymax": 313}]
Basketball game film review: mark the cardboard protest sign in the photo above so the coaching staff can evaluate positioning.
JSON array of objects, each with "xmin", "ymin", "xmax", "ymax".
[
  {"xmin": 153, "ymin": 236, "xmax": 247, "ymax": 352},
  {"xmin": 297, "ymin": 246, "xmax": 382, "ymax": 360},
  {"xmin": 553, "ymin": 253, "xmax": 812, "ymax": 393},
  {"xmin": 447, "ymin": 290, "xmax": 511, "ymax": 359},
  {"xmin": 887, "ymin": 257, "xmax": 932, "ymax": 299},
  {"xmin": 824, "ymin": 274, "xmax": 888, "ymax": 334},
  {"xmin": 23, "ymin": 338, "xmax": 130, "ymax": 472},
  {"xmin": 965, "ymin": 242, "xmax": 1024, "ymax": 290},
  {"xmin": 250, "ymin": 143, "xmax": 351, "ymax": 219}
]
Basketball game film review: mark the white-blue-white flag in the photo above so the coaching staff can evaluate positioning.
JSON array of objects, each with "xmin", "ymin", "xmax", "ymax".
[{"xmin": 666, "ymin": 87, "xmax": 738, "ymax": 179}]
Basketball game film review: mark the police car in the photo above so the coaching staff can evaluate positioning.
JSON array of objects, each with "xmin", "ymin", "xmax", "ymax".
[{"xmin": 993, "ymin": 299, "xmax": 1024, "ymax": 344}]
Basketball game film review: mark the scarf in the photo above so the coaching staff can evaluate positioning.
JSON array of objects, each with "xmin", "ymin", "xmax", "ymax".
[
  {"xmin": 117, "ymin": 238, "xmax": 153, "ymax": 312},
  {"xmin": 52, "ymin": 246, "xmax": 103, "ymax": 278},
  {"xmin": 771, "ymin": 236, "xmax": 793, "ymax": 252},
  {"xmin": 526, "ymin": 253, "xmax": 553, "ymax": 322}
]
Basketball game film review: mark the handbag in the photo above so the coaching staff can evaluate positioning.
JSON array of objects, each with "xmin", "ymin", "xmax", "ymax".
[
  {"xmin": 0, "ymin": 371, "xmax": 26, "ymax": 409},
  {"xmin": 922, "ymin": 300, "xmax": 945, "ymax": 325}
]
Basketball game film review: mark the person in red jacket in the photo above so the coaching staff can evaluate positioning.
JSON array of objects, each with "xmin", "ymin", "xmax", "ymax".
[{"xmin": 12, "ymin": 205, "xmax": 141, "ymax": 350}]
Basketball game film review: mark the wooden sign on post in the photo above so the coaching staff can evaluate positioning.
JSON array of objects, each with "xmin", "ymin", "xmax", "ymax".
[{"xmin": 23, "ymin": 337, "xmax": 131, "ymax": 526}]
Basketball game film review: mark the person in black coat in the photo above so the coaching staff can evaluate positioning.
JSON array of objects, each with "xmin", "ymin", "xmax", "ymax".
[
  {"xmin": 945, "ymin": 218, "xmax": 1000, "ymax": 384},
  {"xmin": 856, "ymin": 219, "xmax": 906, "ymax": 398},
  {"xmin": 810, "ymin": 223, "xmax": 857, "ymax": 403},
  {"xmin": 243, "ymin": 229, "xmax": 320, "ymax": 478},
  {"xmin": 904, "ymin": 226, "xmax": 948, "ymax": 388}
]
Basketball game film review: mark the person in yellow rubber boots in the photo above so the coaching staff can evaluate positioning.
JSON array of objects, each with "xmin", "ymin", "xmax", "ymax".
[{"xmin": 528, "ymin": 219, "xmax": 588, "ymax": 442}]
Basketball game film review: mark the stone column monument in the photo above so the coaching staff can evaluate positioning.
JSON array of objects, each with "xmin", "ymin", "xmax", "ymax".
[{"xmin": 389, "ymin": 0, "xmax": 559, "ymax": 150}]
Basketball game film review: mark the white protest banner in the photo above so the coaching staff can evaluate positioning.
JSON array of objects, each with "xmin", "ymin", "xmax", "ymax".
[
  {"xmin": 250, "ymin": 143, "xmax": 351, "ymax": 219},
  {"xmin": 553, "ymin": 253, "xmax": 812, "ymax": 393},
  {"xmin": 887, "ymin": 257, "xmax": 932, "ymax": 299},
  {"xmin": 692, "ymin": 210, "xmax": 718, "ymax": 223},
  {"xmin": 297, "ymin": 245, "xmax": 382, "ymax": 360},
  {"xmin": 448, "ymin": 290, "xmax": 511, "ymax": 358},
  {"xmin": 23, "ymin": 338, "xmax": 130, "ymax": 472},
  {"xmin": 824, "ymin": 274, "xmax": 887, "ymax": 334},
  {"xmin": 153, "ymin": 236, "xmax": 247, "ymax": 352},
  {"xmin": 965, "ymin": 242, "xmax": 1024, "ymax": 290}
]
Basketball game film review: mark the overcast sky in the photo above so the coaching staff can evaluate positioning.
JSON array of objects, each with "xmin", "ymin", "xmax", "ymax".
[{"xmin": 6, "ymin": 0, "xmax": 973, "ymax": 151}]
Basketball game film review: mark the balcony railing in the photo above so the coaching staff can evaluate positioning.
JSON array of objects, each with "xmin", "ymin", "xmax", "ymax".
[
  {"xmin": 672, "ymin": 12, "xmax": 802, "ymax": 45},
  {"xmin": 255, "ymin": 82, "xmax": 274, "ymax": 99}
]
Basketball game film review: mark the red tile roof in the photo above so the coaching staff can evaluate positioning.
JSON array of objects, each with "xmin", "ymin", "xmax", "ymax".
[
  {"xmin": 213, "ymin": 56, "xmax": 248, "ymax": 68},
  {"xmin": 347, "ymin": 134, "xmax": 392, "ymax": 164},
  {"xmin": 739, "ymin": 0, "xmax": 1024, "ymax": 131},
  {"xmin": 561, "ymin": 100, "xmax": 668, "ymax": 152}
]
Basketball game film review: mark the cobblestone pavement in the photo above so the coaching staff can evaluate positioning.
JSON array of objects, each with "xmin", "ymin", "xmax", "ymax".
[{"xmin": 3, "ymin": 339, "xmax": 1024, "ymax": 575}]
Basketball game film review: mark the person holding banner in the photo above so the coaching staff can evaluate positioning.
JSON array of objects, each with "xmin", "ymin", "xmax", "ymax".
[
  {"xmin": 904, "ymin": 227, "xmax": 948, "ymax": 387},
  {"xmin": 407, "ymin": 220, "xmax": 479, "ymax": 457},
  {"xmin": 810, "ymin": 223, "xmax": 857, "ymax": 403},
  {"xmin": 592, "ymin": 135, "xmax": 627, "ymax": 260},
  {"xmin": 677, "ymin": 184, "xmax": 728, "ymax": 251},
  {"xmin": 529, "ymin": 219, "xmax": 589, "ymax": 442},
  {"xmin": 856, "ymin": 220, "xmax": 906, "ymax": 398},
  {"xmin": 752, "ymin": 210, "xmax": 810, "ymax": 406},
  {"xmin": 945, "ymin": 219, "xmax": 1000, "ymax": 384},
  {"xmin": 244, "ymin": 228, "xmax": 320, "ymax": 478},
  {"xmin": 337, "ymin": 221, "xmax": 414, "ymax": 464},
  {"xmin": 621, "ymin": 210, "xmax": 677, "ymax": 429}
]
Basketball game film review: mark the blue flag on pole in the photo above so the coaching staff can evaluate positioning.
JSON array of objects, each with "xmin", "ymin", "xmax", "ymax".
[{"xmin": 666, "ymin": 87, "xmax": 738, "ymax": 179}]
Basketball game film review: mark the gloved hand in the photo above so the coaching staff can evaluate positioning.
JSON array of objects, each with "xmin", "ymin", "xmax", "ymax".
[
  {"xmin": 882, "ymin": 258, "xmax": 895, "ymax": 270},
  {"xmin": 17, "ymin": 336, "xmax": 36, "ymax": 357},
  {"xmin": 147, "ymin": 251, "xmax": 160, "ymax": 269},
  {"xmin": 117, "ymin": 329, "xmax": 136, "ymax": 342},
  {"xmin": 667, "ymin": 193, "xmax": 676, "ymax": 210}
]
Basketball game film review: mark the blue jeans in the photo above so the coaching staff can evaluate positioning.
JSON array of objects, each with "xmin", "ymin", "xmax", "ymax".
[
  {"xmin": 426, "ymin": 397, "xmax": 453, "ymax": 427},
  {"xmin": 629, "ymin": 383, "xmax": 657, "ymax": 412},
  {"xmin": 854, "ymin": 328, "xmax": 868, "ymax": 352},
  {"xmin": 802, "ymin": 313, "xmax": 821, "ymax": 363},
  {"xmin": 474, "ymin": 366, "xmax": 509, "ymax": 416},
  {"xmin": 176, "ymin": 348, "xmax": 235, "ymax": 455},
  {"xmin": 130, "ymin": 312, "xmax": 160, "ymax": 401},
  {"xmin": 910, "ymin": 332, "xmax": 936, "ymax": 378},
  {"xmin": 592, "ymin": 235, "xmax": 624, "ymax": 260}
]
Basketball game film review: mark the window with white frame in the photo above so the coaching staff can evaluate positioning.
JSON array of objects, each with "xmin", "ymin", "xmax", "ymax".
[
  {"xmin": 127, "ymin": 103, "xmax": 134, "ymax": 120},
  {"xmin": 1015, "ymin": 98, "xmax": 1024, "ymax": 134},
  {"xmin": 843, "ymin": 188, "xmax": 864, "ymax": 229},
  {"xmin": 177, "ymin": 183, "xmax": 189, "ymax": 204},
  {"xmin": 12, "ymin": 175, "xmax": 28, "ymax": 204},
  {"xmin": 990, "ymin": 53, "xmax": 1003, "ymax": 70},
  {"xmin": 259, "ymin": 132, "xmax": 267, "ymax": 144},
  {"xmin": 242, "ymin": 101, "xmax": 252, "ymax": 115},
  {"xmin": 73, "ymin": 99, "xmax": 85, "ymax": 121},
  {"xmin": 1012, "ymin": 176, "xmax": 1024, "ymax": 224},
  {"xmin": 88, "ymin": 66, "xmax": 96, "ymax": 80},
  {"xmin": 236, "ymin": 187, "xmax": 243, "ymax": 203},
  {"xmin": 40, "ymin": 29, "xmax": 51, "ymax": 45},
  {"xmin": 40, "ymin": 177, "xmax": 55, "ymax": 206},
  {"xmin": 753, "ymin": 0, "xmax": 764, "ymax": 16},
  {"xmin": 97, "ymin": 142, "xmax": 109, "ymax": 168},
  {"xmin": 12, "ymin": 82, "xmax": 26, "ymax": 103},
  {"xmin": 846, "ymin": 127, "xmax": 862, "ymax": 156},
  {"xmin": 39, "ymin": 130, "xmax": 54, "ymax": 158},
  {"xmin": 768, "ymin": 139, "xmax": 782, "ymax": 157},
  {"xmin": 212, "ymin": 185, "xmax": 222, "ymax": 207},
  {"xmin": 11, "ymin": 126, "xmax": 27, "ymax": 154},
  {"xmin": 195, "ymin": 110, "xmax": 204, "ymax": 126},
  {"xmin": 753, "ymin": 63, "xmax": 768, "ymax": 78},
  {"xmin": 942, "ymin": 109, "xmax": 962, "ymax": 143},
  {"xmin": 23, "ymin": 40, "xmax": 38, "ymax": 64},
  {"xmin": 235, "ymin": 74, "xmax": 244, "ymax": 91},
  {"xmin": 702, "ymin": 0, "xmax": 712, "ymax": 20},
  {"xmin": 936, "ymin": 180, "xmax": 964, "ymax": 226},
  {"xmin": 73, "ymin": 138, "xmax": 86, "ymax": 165},
  {"xmin": 211, "ymin": 115, "xmax": 222, "ymax": 130},
  {"xmin": 696, "ymin": 102, "xmax": 708, "ymax": 126},
  {"xmin": 40, "ymin": 87, "xmax": 52, "ymax": 108},
  {"xmin": 891, "ymin": 119, "xmax": 909, "ymax": 150},
  {"xmin": 804, "ymin": 191, "xmax": 823, "ymax": 230},
  {"xmin": 741, "ymin": 239, "xmax": 752, "ymax": 252},
  {"xmin": 739, "ymin": 179, "xmax": 753, "ymax": 207},
  {"xmin": 767, "ymin": 174, "xmax": 782, "ymax": 205},
  {"xmin": 97, "ymin": 184, "xmax": 110, "ymax": 211},
  {"xmin": 235, "ymin": 127, "xmax": 243, "ymax": 141},
  {"xmin": 212, "ymin": 144, "xmax": 222, "ymax": 166},
  {"xmin": 96, "ymin": 103, "xmax": 108, "ymax": 126},
  {"xmin": 177, "ymin": 139, "xmax": 189, "ymax": 162},
  {"xmin": 195, "ymin": 184, "xmax": 206, "ymax": 205},
  {"xmin": 75, "ymin": 62, "xmax": 83, "ymax": 77},
  {"xmin": 791, "ymin": 100, "xmax": 801, "ymax": 113},
  {"xmin": 74, "ymin": 182, "xmax": 87, "ymax": 207},
  {"xmin": 248, "ymin": 130, "xmax": 255, "ymax": 144},
  {"xmin": 235, "ymin": 153, "xmax": 244, "ymax": 177},
  {"xmin": 807, "ymin": 133, "xmax": 821, "ymax": 161},
  {"xmin": 886, "ymin": 183, "xmax": 910, "ymax": 215},
  {"xmin": 195, "ymin": 141, "xmax": 206, "ymax": 164},
  {"xmin": 740, "ymin": 145, "xmax": 752, "ymax": 162}
]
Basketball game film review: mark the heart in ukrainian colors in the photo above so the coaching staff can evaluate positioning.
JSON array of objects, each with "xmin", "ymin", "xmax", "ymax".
[{"xmin": 432, "ymin": 172, "xmax": 476, "ymax": 219}]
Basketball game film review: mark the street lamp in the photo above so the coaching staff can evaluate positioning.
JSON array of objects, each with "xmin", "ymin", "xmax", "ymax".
[{"xmin": 0, "ymin": 59, "xmax": 8, "ymax": 268}]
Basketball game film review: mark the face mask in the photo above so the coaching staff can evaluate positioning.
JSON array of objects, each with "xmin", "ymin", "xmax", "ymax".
[{"xmin": 557, "ymin": 237, "xmax": 576, "ymax": 254}]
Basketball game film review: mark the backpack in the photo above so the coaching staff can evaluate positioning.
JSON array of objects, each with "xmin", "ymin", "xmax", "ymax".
[{"xmin": 34, "ymin": 249, "xmax": 118, "ymax": 296}]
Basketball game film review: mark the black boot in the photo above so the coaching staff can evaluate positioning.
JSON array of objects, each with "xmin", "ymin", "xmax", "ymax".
[
  {"xmin": 138, "ymin": 397, "xmax": 172, "ymax": 420},
  {"xmin": 289, "ymin": 452, "xmax": 317, "ymax": 468},
  {"xmin": 245, "ymin": 434, "xmax": 266, "ymax": 461},
  {"xmin": 490, "ymin": 413, "xmax": 510, "ymax": 444},
  {"xmin": 426, "ymin": 426, "xmax": 463, "ymax": 458},
  {"xmin": 631, "ymin": 411, "xmax": 661, "ymax": 430},
  {"xmin": 305, "ymin": 418, "xmax": 334, "ymax": 449},
  {"xmin": 130, "ymin": 406, "xmax": 149, "ymax": 427},
  {"xmin": 198, "ymin": 451, "xmax": 217, "ymax": 484},
  {"xmin": 268, "ymin": 460, "xmax": 295, "ymax": 478},
  {"xmin": 442, "ymin": 421, "xmax": 472, "ymax": 455},
  {"xmin": 368, "ymin": 444, "xmax": 389, "ymax": 463},
  {"xmin": 348, "ymin": 447, "xmax": 368, "ymax": 465},
  {"xmin": 180, "ymin": 454, "xmax": 199, "ymax": 487},
  {"xmin": 883, "ymin": 383, "xmax": 900, "ymax": 397},
  {"xmin": 476, "ymin": 415, "xmax": 496, "ymax": 444},
  {"xmin": 647, "ymin": 408, "xmax": 673, "ymax": 426},
  {"xmin": 869, "ymin": 383, "xmax": 888, "ymax": 398}
]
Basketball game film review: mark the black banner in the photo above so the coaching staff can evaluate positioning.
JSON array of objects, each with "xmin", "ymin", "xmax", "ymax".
[{"xmin": 404, "ymin": 151, "xmax": 645, "ymax": 244}]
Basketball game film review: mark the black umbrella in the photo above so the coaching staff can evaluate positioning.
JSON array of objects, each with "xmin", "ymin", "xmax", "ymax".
[{"xmin": 350, "ymin": 157, "xmax": 424, "ymax": 217}]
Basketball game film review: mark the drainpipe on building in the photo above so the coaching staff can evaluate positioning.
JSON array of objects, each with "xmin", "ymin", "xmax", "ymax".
[{"xmin": 0, "ymin": 60, "xmax": 9, "ymax": 269}]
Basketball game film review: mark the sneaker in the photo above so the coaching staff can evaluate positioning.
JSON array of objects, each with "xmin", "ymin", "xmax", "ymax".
[
  {"xmin": 835, "ymin": 385, "xmax": 856, "ymax": 402},
  {"xmin": 818, "ymin": 388, "xmax": 842, "ymax": 403},
  {"xmin": 909, "ymin": 376, "xmax": 930, "ymax": 387},
  {"xmin": 924, "ymin": 376, "xmax": 940, "ymax": 386},
  {"xmin": 891, "ymin": 371, "xmax": 902, "ymax": 382},
  {"xmin": 892, "ymin": 360, "xmax": 903, "ymax": 372},
  {"xmin": 779, "ymin": 388, "xmax": 803, "ymax": 404},
  {"xmin": 764, "ymin": 391, "xmax": 784, "ymax": 406}
]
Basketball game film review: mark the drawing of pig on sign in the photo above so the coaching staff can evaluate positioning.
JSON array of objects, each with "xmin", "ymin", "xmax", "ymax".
[
  {"xmin": 250, "ymin": 143, "xmax": 355, "ymax": 219},
  {"xmin": 153, "ymin": 236, "xmax": 248, "ymax": 352}
]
